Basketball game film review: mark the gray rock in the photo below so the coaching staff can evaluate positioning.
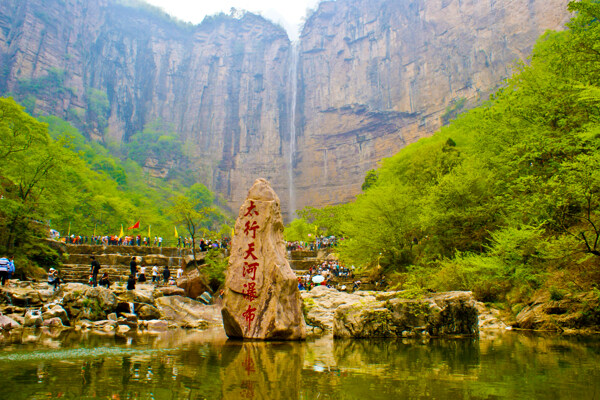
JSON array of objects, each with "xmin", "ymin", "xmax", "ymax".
[
  {"xmin": 121, "ymin": 313, "xmax": 138, "ymax": 323},
  {"xmin": 158, "ymin": 286, "xmax": 186, "ymax": 297},
  {"xmin": 221, "ymin": 179, "xmax": 305, "ymax": 340},
  {"xmin": 197, "ymin": 291, "xmax": 212, "ymax": 305},
  {"xmin": 0, "ymin": 315, "xmax": 21, "ymax": 330},
  {"xmin": 177, "ymin": 268, "xmax": 210, "ymax": 299},
  {"xmin": 42, "ymin": 317, "xmax": 64, "ymax": 327},
  {"xmin": 24, "ymin": 309, "xmax": 43, "ymax": 327},
  {"xmin": 301, "ymin": 286, "xmax": 377, "ymax": 331},
  {"xmin": 156, "ymin": 295, "xmax": 222, "ymax": 328},
  {"xmin": 63, "ymin": 286, "xmax": 117, "ymax": 321},
  {"xmin": 333, "ymin": 291, "xmax": 479, "ymax": 338},
  {"xmin": 515, "ymin": 291, "xmax": 600, "ymax": 331},
  {"xmin": 116, "ymin": 289, "xmax": 156, "ymax": 305},
  {"xmin": 145, "ymin": 319, "xmax": 169, "ymax": 332},
  {"xmin": 93, "ymin": 320, "xmax": 117, "ymax": 331},
  {"xmin": 42, "ymin": 305, "xmax": 69, "ymax": 325},
  {"xmin": 136, "ymin": 304, "xmax": 161, "ymax": 320}
]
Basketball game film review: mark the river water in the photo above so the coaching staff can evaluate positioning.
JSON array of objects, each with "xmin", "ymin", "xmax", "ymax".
[{"xmin": 0, "ymin": 328, "xmax": 599, "ymax": 399}]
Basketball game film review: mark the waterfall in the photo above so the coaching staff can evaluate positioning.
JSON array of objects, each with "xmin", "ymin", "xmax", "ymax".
[
  {"xmin": 288, "ymin": 42, "xmax": 299, "ymax": 220},
  {"xmin": 128, "ymin": 302, "xmax": 135, "ymax": 315},
  {"xmin": 323, "ymin": 149, "xmax": 328, "ymax": 184}
]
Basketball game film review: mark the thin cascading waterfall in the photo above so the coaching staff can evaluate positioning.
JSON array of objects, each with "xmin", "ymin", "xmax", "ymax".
[{"xmin": 288, "ymin": 42, "xmax": 299, "ymax": 220}]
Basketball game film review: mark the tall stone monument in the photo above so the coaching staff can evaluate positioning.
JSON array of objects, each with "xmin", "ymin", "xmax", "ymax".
[{"xmin": 221, "ymin": 179, "xmax": 306, "ymax": 340}]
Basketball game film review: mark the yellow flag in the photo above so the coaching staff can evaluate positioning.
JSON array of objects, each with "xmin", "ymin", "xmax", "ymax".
[
  {"xmin": 174, "ymin": 226, "xmax": 178, "ymax": 238},
  {"xmin": 232, "ymin": 226, "xmax": 235, "ymax": 236},
  {"xmin": 119, "ymin": 224, "xmax": 124, "ymax": 238},
  {"xmin": 148, "ymin": 225, "xmax": 151, "ymax": 238}
]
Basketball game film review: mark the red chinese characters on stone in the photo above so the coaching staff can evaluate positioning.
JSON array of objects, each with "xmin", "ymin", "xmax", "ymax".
[
  {"xmin": 244, "ymin": 242, "xmax": 258, "ymax": 260},
  {"xmin": 242, "ymin": 304, "xmax": 257, "ymax": 328},
  {"xmin": 243, "ymin": 262, "xmax": 259, "ymax": 281},
  {"xmin": 243, "ymin": 282, "xmax": 258, "ymax": 301},
  {"xmin": 244, "ymin": 200, "xmax": 259, "ymax": 217},
  {"xmin": 244, "ymin": 220, "xmax": 260, "ymax": 239}
]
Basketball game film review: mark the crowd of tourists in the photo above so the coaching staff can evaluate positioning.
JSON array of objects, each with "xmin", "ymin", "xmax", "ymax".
[
  {"xmin": 45, "ymin": 255, "xmax": 186, "ymax": 292},
  {"xmin": 176, "ymin": 237, "xmax": 229, "ymax": 251},
  {"xmin": 286, "ymin": 236, "xmax": 340, "ymax": 251},
  {"xmin": 85, "ymin": 256, "xmax": 185, "ymax": 291},
  {"xmin": 55, "ymin": 233, "xmax": 230, "ymax": 251},
  {"xmin": 60, "ymin": 234, "xmax": 165, "ymax": 247},
  {"xmin": 297, "ymin": 260, "xmax": 356, "ymax": 291}
]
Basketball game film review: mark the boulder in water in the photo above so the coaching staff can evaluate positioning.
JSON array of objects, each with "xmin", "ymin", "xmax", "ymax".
[
  {"xmin": 24, "ymin": 309, "xmax": 43, "ymax": 327},
  {"xmin": 158, "ymin": 286, "xmax": 186, "ymax": 297},
  {"xmin": 177, "ymin": 268, "xmax": 210, "ymax": 299},
  {"xmin": 0, "ymin": 315, "xmax": 21, "ymax": 330},
  {"xmin": 333, "ymin": 291, "xmax": 479, "ymax": 338},
  {"xmin": 42, "ymin": 304, "xmax": 69, "ymax": 326},
  {"xmin": 63, "ymin": 286, "xmax": 117, "ymax": 321},
  {"xmin": 156, "ymin": 295, "xmax": 221, "ymax": 328},
  {"xmin": 42, "ymin": 317, "xmax": 64, "ymax": 327},
  {"xmin": 136, "ymin": 304, "xmax": 161, "ymax": 320},
  {"xmin": 221, "ymin": 179, "xmax": 306, "ymax": 340}
]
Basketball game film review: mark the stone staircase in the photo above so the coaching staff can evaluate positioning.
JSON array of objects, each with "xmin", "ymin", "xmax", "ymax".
[{"xmin": 59, "ymin": 244, "xmax": 193, "ymax": 284}]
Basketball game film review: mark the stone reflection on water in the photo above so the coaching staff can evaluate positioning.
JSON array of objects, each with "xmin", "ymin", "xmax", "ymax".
[
  {"xmin": 0, "ymin": 329, "xmax": 599, "ymax": 399},
  {"xmin": 221, "ymin": 341, "xmax": 303, "ymax": 400}
]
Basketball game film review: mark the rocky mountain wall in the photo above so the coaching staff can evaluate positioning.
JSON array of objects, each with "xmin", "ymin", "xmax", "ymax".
[
  {"xmin": 0, "ymin": 0, "xmax": 572, "ymax": 216},
  {"xmin": 0, "ymin": 0, "xmax": 293, "ymax": 208},
  {"xmin": 294, "ymin": 0, "xmax": 571, "ymax": 209}
]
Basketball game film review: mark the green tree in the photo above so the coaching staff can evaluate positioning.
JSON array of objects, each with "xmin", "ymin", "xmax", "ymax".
[
  {"xmin": 169, "ymin": 195, "xmax": 214, "ymax": 271},
  {"xmin": 0, "ymin": 98, "xmax": 48, "ymax": 159}
]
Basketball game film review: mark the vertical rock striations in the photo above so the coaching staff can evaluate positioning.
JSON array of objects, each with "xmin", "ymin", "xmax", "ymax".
[
  {"xmin": 0, "ymin": 0, "xmax": 572, "ymax": 214},
  {"xmin": 294, "ymin": 0, "xmax": 571, "ymax": 209},
  {"xmin": 0, "ymin": 0, "xmax": 292, "ymax": 211}
]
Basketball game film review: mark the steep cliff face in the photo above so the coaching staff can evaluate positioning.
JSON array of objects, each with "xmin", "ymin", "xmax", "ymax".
[
  {"xmin": 294, "ymin": 0, "xmax": 571, "ymax": 209},
  {"xmin": 0, "ymin": 0, "xmax": 292, "ymax": 211},
  {"xmin": 0, "ymin": 0, "xmax": 572, "ymax": 216}
]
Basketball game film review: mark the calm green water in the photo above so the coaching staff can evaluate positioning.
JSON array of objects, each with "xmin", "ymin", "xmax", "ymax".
[{"xmin": 0, "ymin": 328, "xmax": 599, "ymax": 399}]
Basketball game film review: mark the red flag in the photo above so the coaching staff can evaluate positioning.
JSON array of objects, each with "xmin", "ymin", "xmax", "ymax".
[{"xmin": 127, "ymin": 220, "xmax": 140, "ymax": 230}]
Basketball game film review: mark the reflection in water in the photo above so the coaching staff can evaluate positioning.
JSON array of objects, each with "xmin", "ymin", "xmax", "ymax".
[
  {"xmin": 221, "ymin": 341, "xmax": 304, "ymax": 400},
  {"xmin": 0, "ymin": 328, "xmax": 599, "ymax": 399}
]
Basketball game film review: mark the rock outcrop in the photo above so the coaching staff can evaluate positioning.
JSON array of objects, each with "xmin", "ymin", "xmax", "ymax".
[
  {"xmin": 302, "ymin": 286, "xmax": 377, "ymax": 331},
  {"xmin": 0, "ymin": 0, "xmax": 572, "ymax": 216},
  {"xmin": 515, "ymin": 291, "xmax": 600, "ymax": 332},
  {"xmin": 294, "ymin": 0, "xmax": 572, "ymax": 210},
  {"xmin": 176, "ymin": 268, "xmax": 211, "ymax": 300},
  {"xmin": 156, "ymin": 295, "xmax": 221, "ymax": 329},
  {"xmin": 221, "ymin": 179, "xmax": 306, "ymax": 340},
  {"xmin": 333, "ymin": 291, "xmax": 478, "ymax": 338}
]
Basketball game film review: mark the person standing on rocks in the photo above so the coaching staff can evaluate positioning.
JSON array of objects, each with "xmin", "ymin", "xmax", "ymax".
[
  {"xmin": 48, "ymin": 268, "xmax": 60, "ymax": 291},
  {"xmin": 162, "ymin": 265, "xmax": 170, "ymax": 284},
  {"xmin": 138, "ymin": 265, "xmax": 147, "ymax": 283},
  {"xmin": 90, "ymin": 256, "xmax": 101, "ymax": 287},
  {"xmin": 127, "ymin": 273, "xmax": 136, "ymax": 290},
  {"xmin": 0, "ymin": 256, "xmax": 9, "ymax": 286},
  {"xmin": 130, "ymin": 257, "xmax": 138, "ymax": 277},
  {"xmin": 152, "ymin": 265, "xmax": 159, "ymax": 283},
  {"xmin": 7, "ymin": 257, "xmax": 14, "ymax": 281}
]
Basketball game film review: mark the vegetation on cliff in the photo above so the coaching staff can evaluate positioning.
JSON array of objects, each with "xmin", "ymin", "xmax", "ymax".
[
  {"xmin": 0, "ymin": 99, "xmax": 230, "ymax": 275},
  {"xmin": 298, "ymin": 1, "xmax": 600, "ymax": 310}
]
